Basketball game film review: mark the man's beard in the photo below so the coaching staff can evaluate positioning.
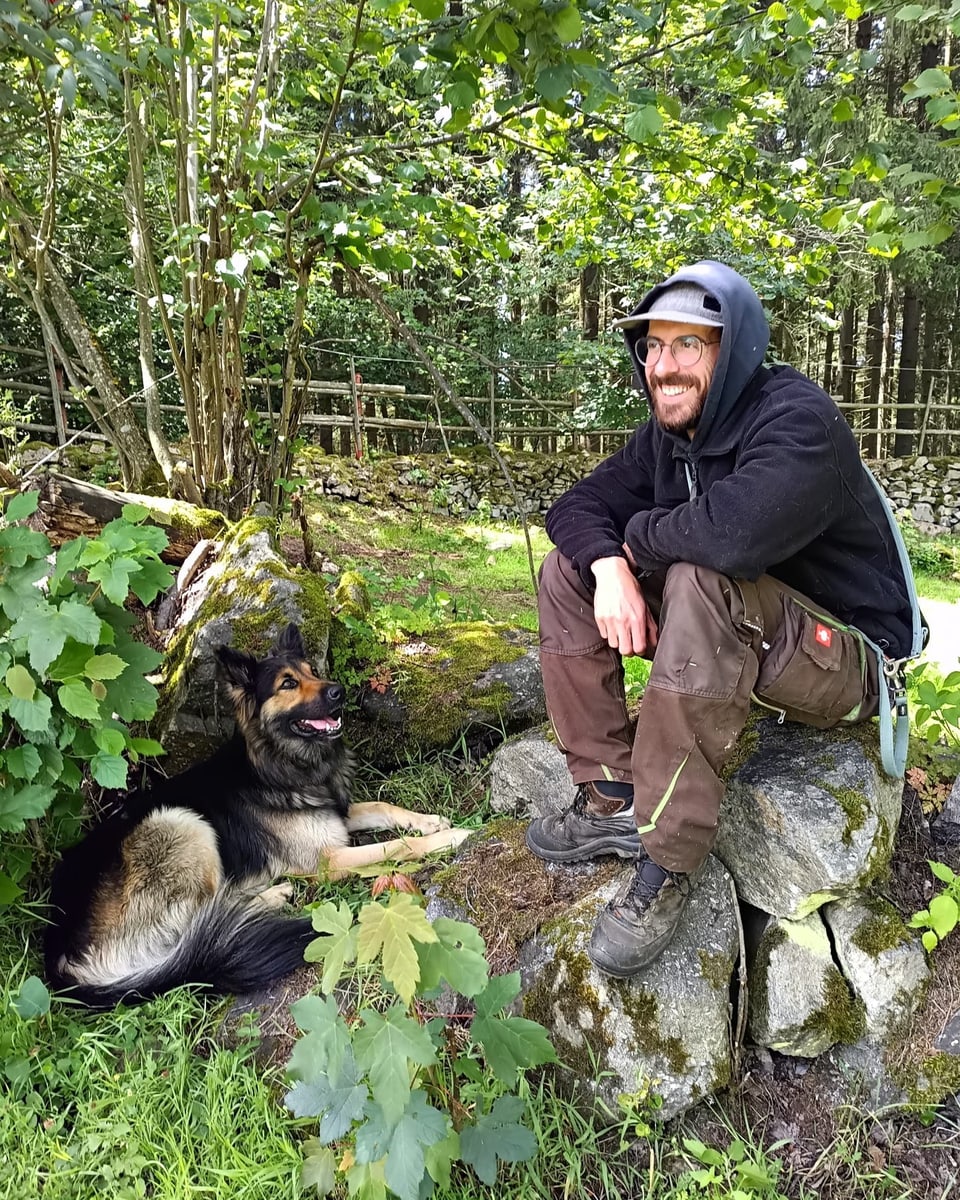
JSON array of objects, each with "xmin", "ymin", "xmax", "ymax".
[{"xmin": 650, "ymin": 373, "xmax": 706, "ymax": 433}]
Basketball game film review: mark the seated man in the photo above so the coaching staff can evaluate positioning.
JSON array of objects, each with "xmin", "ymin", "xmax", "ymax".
[{"xmin": 526, "ymin": 260, "xmax": 915, "ymax": 980}]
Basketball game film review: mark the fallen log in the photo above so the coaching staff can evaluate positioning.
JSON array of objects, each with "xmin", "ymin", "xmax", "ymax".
[{"xmin": 22, "ymin": 471, "xmax": 227, "ymax": 564}]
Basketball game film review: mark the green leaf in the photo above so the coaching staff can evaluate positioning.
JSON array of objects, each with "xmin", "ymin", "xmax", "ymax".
[
  {"xmin": 57, "ymin": 680, "xmax": 102, "ymax": 720},
  {"xmin": 424, "ymin": 1128, "xmax": 460, "ymax": 1188},
  {"xmin": 288, "ymin": 994, "xmax": 354, "ymax": 1085},
  {"xmin": 534, "ymin": 64, "xmax": 573, "ymax": 103},
  {"xmin": 0, "ymin": 873, "xmax": 24, "ymax": 905},
  {"xmin": 832, "ymin": 97, "xmax": 855, "ymax": 122},
  {"xmin": 494, "ymin": 20, "xmax": 519, "ymax": 53},
  {"xmin": 87, "ymin": 556, "xmax": 141, "ymax": 605},
  {"xmin": 11, "ymin": 975, "xmax": 51, "ymax": 1019},
  {"xmin": 305, "ymin": 901, "xmax": 358, "ymax": 993},
  {"xmin": 5, "ymin": 492, "xmax": 39, "ymax": 522},
  {"xmin": 8, "ymin": 690, "xmax": 53, "ymax": 733},
  {"xmin": 5, "ymin": 665, "xmax": 35, "ymax": 700},
  {"xmin": 905, "ymin": 67, "xmax": 952, "ymax": 97},
  {"xmin": 929, "ymin": 860, "xmax": 957, "ymax": 884},
  {"xmin": 354, "ymin": 1004, "xmax": 437, "ymax": 1124},
  {"xmin": 300, "ymin": 1138, "xmax": 336, "ymax": 1196},
  {"xmin": 285, "ymin": 1062, "xmax": 367, "ymax": 1141},
  {"xmin": 120, "ymin": 503, "xmax": 150, "ymax": 524},
  {"xmin": 624, "ymin": 104, "xmax": 663, "ymax": 143},
  {"xmin": 84, "ymin": 653, "xmax": 127, "ymax": 681},
  {"xmin": 128, "ymin": 558, "xmax": 173, "ymax": 605},
  {"xmin": 90, "ymin": 752, "xmax": 129, "ymax": 790},
  {"xmin": 928, "ymin": 893, "xmax": 959, "ymax": 939},
  {"xmin": 922, "ymin": 929, "xmax": 939, "ymax": 952},
  {"xmin": 128, "ymin": 737, "xmax": 165, "ymax": 757},
  {"xmin": 0, "ymin": 782, "xmax": 56, "ymax": 832},
  {"xmin": 473, "ymin": 971, "xmax": 521, "ymax": 1017},
  {"xmin": 355, "ymin": 1092, "xmax": 448, "ymax": 1200},
  {"xmin": 411, "ymin": 0, "xmax": 444, "ymax": 16},
  {"xmin": 356, "ymin": 893, "xmax": 437, "ymax": 1004},
  {"xmin": 471, "ymin": 1012, "xmax": 556, "ymax": 1083},
  {"xmin": 459, "ymin": 1096, "xmax": 537, "ymax": 1185},
  {"xmin": 49, "ymin": 536, "xmax": 86, "ymax": 597},
  {"xmin": 344, "ymin": 1157, "xmax": 388, "ymax": 1200},
  {"xmin": 766, "ymin": 1, "xmax": 788, "ymax": 18},
  {"xmin": 895, "ymin": 3, "xmax": 926, "ymax": 18},
  {"xmin": 0, "ymin": 525, "xmax": 50, "ymax": 567},
  {"xmin": 3, "ymin": 744, "xmax": 42, "ymax": 781},
  {"xmin": 551, "ymin": 5, "xmax": 582, "ymax": 42},
  {"xmin": 416, "ymin": 917, "xmax": 489, "ymax": 998}
]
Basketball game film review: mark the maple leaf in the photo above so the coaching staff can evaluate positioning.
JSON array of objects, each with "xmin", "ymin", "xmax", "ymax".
[{"xmin": 356, "ymin": 892, "xmax": 437, "ymax": 1004}]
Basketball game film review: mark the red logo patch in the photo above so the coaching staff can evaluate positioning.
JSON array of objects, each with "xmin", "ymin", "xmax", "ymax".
[{"xmin": 815, "ymin": 624, "xmax": 833, "ymax": 648}]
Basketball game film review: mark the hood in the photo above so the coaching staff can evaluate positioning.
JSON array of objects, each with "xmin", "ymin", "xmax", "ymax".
[{"xmin": 620, "ymin": 260, "xmax": 770, "ymax": 452}]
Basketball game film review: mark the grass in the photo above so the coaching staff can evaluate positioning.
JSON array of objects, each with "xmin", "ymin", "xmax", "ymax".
[{"xmin": 4, "ymin": 505, "xmax": 960, "ymax": 1200}]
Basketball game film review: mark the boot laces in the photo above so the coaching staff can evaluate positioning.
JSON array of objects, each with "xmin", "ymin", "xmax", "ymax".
[{"xmin": 622, "ymin": 858, "xmax": 674, "ymax": 911}]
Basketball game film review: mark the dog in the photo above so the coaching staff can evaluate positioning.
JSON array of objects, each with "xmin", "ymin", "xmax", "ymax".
[{"xmin": 44, "ymin": 623, "xmax": 470, "ymax": 1008}]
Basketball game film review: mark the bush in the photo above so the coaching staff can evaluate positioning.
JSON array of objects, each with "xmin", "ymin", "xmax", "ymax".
[{"xmin": 0, "ymin": 492, "xmax": 170, "ymax": 904}]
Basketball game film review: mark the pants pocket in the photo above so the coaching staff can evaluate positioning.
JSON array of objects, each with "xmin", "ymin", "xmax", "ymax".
[{"xmin": 754, "ymin": 597, "xmax": 867, "ymax": 728}]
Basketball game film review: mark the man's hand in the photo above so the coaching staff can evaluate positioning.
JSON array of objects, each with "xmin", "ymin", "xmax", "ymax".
[{"xmin": 591, "ymin": 555, "xmax": 658, "ymax": 657}]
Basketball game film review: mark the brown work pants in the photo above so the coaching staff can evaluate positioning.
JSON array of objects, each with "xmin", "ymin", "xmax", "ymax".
[{"xmin": 538, "ymin": 550, "xmax": 880, "ymax": 874}]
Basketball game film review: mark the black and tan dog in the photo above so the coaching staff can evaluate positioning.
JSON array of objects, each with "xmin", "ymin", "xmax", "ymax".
[{"xmin": 44, "ymin": 623, "xmax": 469, "ymax": 1008}]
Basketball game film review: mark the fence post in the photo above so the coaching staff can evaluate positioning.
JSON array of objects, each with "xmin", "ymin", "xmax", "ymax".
[
  {"xmin": 489, "ymin": 371, "xmax": 496, "ymax": 442},
  {"xmin": 349, "ymin": 356, "xmax": 363, "ymax": 459}
]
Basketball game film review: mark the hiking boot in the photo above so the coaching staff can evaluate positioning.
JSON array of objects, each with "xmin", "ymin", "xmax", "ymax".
[
  {"xmin": 525, "ymin": 784, "xmax": 640, "ymax": 863},
  {"xmin": 588, "ymin": 858, "xmax": 696, "ymax": 978}
]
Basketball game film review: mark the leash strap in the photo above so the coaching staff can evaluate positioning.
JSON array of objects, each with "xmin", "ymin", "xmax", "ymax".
[{"xmin": 858, "ymin": 465, "xmax": 928, "ymax": 777}]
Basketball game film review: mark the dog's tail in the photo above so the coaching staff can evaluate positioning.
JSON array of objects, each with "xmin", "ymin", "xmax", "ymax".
[{"xmin": 47, "ymin": 896, "xmax": 316, "ymax": 1010}]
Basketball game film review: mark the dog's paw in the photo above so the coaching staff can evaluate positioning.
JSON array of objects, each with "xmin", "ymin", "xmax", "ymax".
[
  {"xmin": 412, "ymin": 813, "xmax": 451, "ymax": 834},
  {"xmin": 446, "ymin": 827, "xmax": 472, "ymax": 848},
  {"xmin": 257, "ymin": 882, "xmax": 294, "ymax": 909}
]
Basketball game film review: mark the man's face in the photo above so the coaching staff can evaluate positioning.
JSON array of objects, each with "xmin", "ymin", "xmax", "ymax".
[{"xmin": 644, "ymin": 319, "xmax": 721, "ymax": 436}]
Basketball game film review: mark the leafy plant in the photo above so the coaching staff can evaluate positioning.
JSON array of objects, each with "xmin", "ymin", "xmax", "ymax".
[
  {"xmin": 909, "ymin": 860, "xmax": 960, "ymax": 953},
  {"xmin": 284, "ymin": 891, "xmax": 556, "ymax": 1199},
  {"xmin": 0, "ymin": 492, "xmax": 169, "ymax": 901},
  {"xmin": 907, "ymin": 662, "xmax": 960, "ymax": 749},
  {"xmin": 678, "ymin": 1135, "xmax": 789, "ymax": 1198}
]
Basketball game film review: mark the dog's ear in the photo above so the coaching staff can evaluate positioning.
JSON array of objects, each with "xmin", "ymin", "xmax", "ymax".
[
  {"xmin": 271, "ymin": 622, "xmax": 306, "ymax": 659},
  {"xmin": 216, "ymin": 645, "xmax": 258, "ymax": 692}
]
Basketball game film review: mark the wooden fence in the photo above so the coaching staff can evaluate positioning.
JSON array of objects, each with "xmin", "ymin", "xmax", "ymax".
[{"xmin": 3, "ymin": 345, "xmax": 960, "ymax": 461}]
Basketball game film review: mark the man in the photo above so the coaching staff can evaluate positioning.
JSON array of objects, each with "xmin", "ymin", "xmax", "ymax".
[{"xmin": 525, "ymin": 260, "xmax": 915, "ymax": 980}]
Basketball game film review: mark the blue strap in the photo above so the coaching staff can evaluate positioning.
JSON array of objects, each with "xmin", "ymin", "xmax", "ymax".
[{"xmin": 858, "ymin": 465, "xmax": 928, "ymax": 777}]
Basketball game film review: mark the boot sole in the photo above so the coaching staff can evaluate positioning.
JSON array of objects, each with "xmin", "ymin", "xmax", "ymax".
[{"xmin": 524, "ymin": 826, "xmax": 640, "ymax": 863}]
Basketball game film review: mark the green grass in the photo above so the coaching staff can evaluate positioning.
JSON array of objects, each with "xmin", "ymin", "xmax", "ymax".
[
  {"xmin": 1, "ymin": 933, "xmax": 301, "ymax": 1200},
  {"xmin": 914, "ymin": 571, "xmax": 960, "ymax": 604}
]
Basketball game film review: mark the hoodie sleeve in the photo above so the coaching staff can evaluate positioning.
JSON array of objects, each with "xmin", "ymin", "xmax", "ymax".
[
  {"xmin": 545, "ymin": 426, "xmax": 657, "ymax": 585},
  {"xmin": 624, "ymin": 399, "xmax": 846, "ymax": 580}
]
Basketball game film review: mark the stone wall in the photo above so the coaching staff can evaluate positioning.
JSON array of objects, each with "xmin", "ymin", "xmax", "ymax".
[{"xmin": 304, "ymin": 448, "xmax": 960, "ymax": 532}]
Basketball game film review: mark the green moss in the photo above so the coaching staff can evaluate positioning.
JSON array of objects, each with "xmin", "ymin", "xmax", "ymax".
[
  {"xmin": 720, "ymin": 710, "xmax": 762, "ymax": 781},
  {"xmin": 748, "ymin": 924, "xmax": 787, "ymax": 1035},
  {"xmin": 164, "ymin": 501, "xmax": 227, "ymax": 538},
  {"xmin": 815, "ymin": 782, "xmax": 868, "ymax": 846},
  {"xmin": 618, "ymin": 987, "xmax": 690, "ymax": 1076},
  {"xmin": 521, "ymin": 944, "xmax": 613, "ymax": 1079},
  {"xmin": 393, "ymin": 622, "xmax": 525, "ymax": 747},
  {"xmin": 907, "ymin": 1053, "xmax": 960, "ymax": 1107},
  {"xmin": 334, "ymin": 570, "xmax": 371, "ymax": 619},
  {"xmin": 798, "ymin": 966, "xmax": 866, "ymax": 1047},
  {"xmin": 850, "ymin": 895, "xmax": 912, "ymax": 957},
  {"xmin": 697, "ymin": 949, "xmax": 734, "ymax": 993}
]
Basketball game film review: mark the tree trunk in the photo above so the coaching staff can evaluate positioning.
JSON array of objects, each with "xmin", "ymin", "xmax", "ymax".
[{"xmin": 893, "ymin": 282, "xmax": 920, "ymax": 457}]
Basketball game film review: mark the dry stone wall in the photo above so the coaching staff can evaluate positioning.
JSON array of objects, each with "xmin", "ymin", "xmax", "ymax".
[{"xmin": 305, "ymin": 449, "xmax": 960, "ymax": 531}]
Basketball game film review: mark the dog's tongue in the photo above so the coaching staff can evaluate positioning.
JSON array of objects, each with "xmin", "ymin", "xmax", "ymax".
[{"xmin": 302, "ymin": 716, "xmax": 340, "ymax": 731}]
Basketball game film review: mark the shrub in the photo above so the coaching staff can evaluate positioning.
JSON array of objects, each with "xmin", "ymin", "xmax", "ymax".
[{"xmin": 0, "ymin": 492, "xmax": 170, "ymax": 904}]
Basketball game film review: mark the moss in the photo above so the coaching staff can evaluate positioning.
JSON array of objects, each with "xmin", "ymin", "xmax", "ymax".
[
  {"xmin": 907, "ymin": 1053, "xmax": 960, "ymax": 1107},
  {"xmin": 791, "ymin": 890, "xmax": 841, "ymax": 920},
  {"xmin": 698, "ymin": 949, "xmax": 734, "ymax": 993},
  {"xmin": 816, "ymin": 781, "xmax": 868, "ymax": 846},
  {"xmin": 850, "ymin": 895, "xmax": 912, "ymax": 957},
  {"xmin": 393, "ymin": 622, "xmax": 525, "ymax": 747},
  {"xmin": 720, "ymin": 710, "xmax": 762, "ymax": 782},
  {"xmin": 748, "ymin": 924, "xmax": 787, "ymax": 1034},
  {"xmin": 618, "ymin": 986, "xmax": 691, "ymax": 1076},
  {"xmin": 521, "ymin": 944, "xmax": 613, "ymax": 1079},
  {"xmin": 334, "ymin": 570, "xmax": 372, "ymax": 619},
  {"xmin": 798, "ymin": 966, "xmax": 866, "ymax": 1047},
  {"xmin": 164, "ymin": 501, "xmax": 227, "ymax": 538}
]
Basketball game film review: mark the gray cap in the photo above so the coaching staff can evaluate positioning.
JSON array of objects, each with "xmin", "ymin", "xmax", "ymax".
[{"xmin": 613, "ymin": 282, "xmax": 724, "ymax": 331}]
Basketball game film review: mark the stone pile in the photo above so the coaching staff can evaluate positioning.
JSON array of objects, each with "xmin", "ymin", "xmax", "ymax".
[
  {"xmin": 464, "ymin": 721, "xmax": 933, "ymax": 1118},
  {"xmin": 870, "ymin": 456, "xmax": 960, "ymax": 532}
]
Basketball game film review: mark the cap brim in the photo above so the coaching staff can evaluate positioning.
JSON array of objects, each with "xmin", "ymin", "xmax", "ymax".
[{"xmin": 612, "ymin": 310, "xmax": 724, "ymax": 330}]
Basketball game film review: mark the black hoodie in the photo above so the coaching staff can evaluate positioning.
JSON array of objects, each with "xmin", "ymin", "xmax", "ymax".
[{"xmin": 544, "ymin": 261, "xmax": 913, "ymax": 657}]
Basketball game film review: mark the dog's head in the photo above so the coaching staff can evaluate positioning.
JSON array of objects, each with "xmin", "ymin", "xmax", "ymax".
[{"xmin": 216, "ymin": 624, "xmax": 345, "ymax": 748}]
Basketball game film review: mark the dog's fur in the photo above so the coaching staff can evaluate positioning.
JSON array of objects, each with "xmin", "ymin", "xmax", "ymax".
[{"xmin": 44, "ymin": 624, "xmax": 469, "ymax": 1008}]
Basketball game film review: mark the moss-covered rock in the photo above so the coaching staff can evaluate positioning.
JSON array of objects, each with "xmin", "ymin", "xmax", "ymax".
[
  {"xmin": 153, "ymin": 518, "xmax": 331, "ymax": 765},
  {"xmin": 519, "ymin": 855, "xmax": 738, "ymax": 1121},
  {"xmin": 351, "ymin": 625, "xmax": 545, "ymax": 766},
  {"xmin": 748, "ymin": 911, "xmax": 865, "ymax": 1057}
]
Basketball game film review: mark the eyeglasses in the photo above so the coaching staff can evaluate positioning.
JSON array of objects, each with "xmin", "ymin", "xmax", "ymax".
[{"xmin": 634, "ymin": 334, "xmax": 721, "ymax": 368}]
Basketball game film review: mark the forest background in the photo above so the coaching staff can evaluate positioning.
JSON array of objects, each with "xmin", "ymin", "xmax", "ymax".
[{"xmin": 1, "ymin": 0, "xmax": 960, "ymax": 515}]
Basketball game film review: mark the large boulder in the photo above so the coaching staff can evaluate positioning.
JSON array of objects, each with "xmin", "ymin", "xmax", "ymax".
[
  {"xmin": 716, "ymin": 720, "xmax": 902, "ymax": 920},
  {"xmin": 519, "ymin": 856, "xmax": 739, "ymax": 1119},
  {"xmin": 154, "ymin": 518, "xmax": 331, "ymax": 763},
  {"xmin": 489, "ymin": 730, "xmax": 571, "ymax": 817}
]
